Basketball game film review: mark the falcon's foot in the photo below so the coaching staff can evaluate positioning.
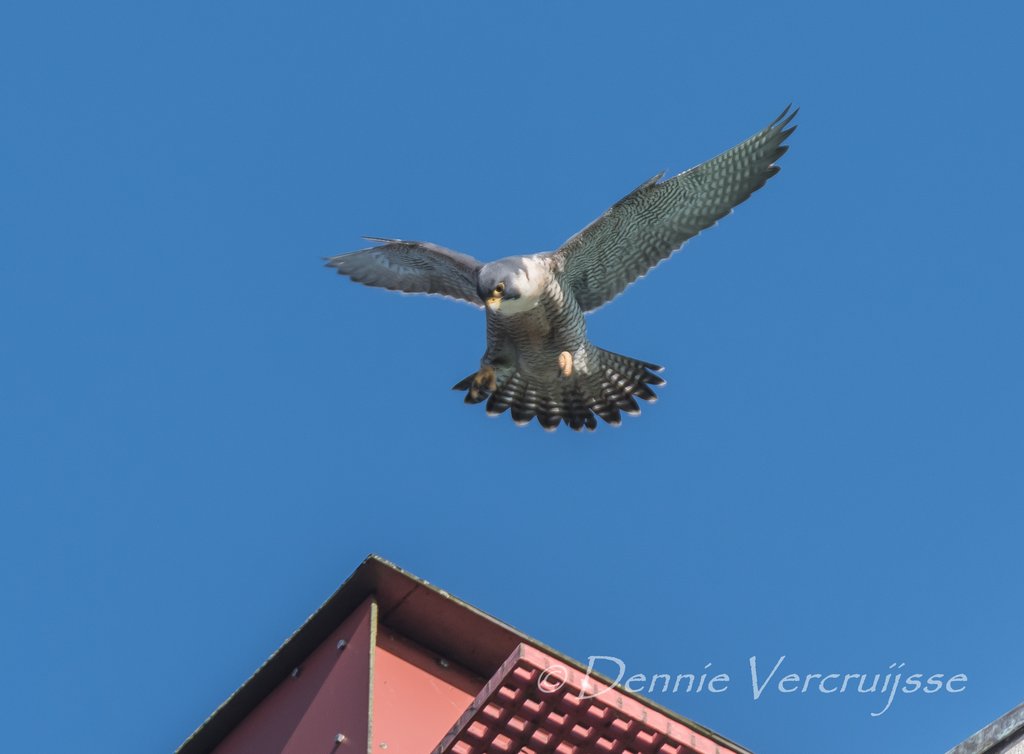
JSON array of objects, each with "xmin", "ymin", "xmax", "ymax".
[
  {"xmin": 452, "ymin": 365, "xmax": 498, "ymax": 404},
  {"xmin": 470, "ymin": 365, "xmax": 497, "ymax": 401},
  {"xmin": 558, "ymin": 351, "xmax": 574, "ymax": 378}
]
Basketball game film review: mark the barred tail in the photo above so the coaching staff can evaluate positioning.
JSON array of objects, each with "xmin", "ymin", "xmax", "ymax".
[{"xmin": 453, "ymin": 348, "xmax": 664, "ymax": 431}]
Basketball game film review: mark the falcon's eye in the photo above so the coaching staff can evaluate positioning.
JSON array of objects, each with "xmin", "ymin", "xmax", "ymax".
[{"xmin": 493, "ymin": 283, "xmax": 505, "ymax": 297}]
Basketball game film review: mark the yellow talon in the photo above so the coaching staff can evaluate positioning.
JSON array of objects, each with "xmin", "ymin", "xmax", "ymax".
[
  {"xmin": 558, "ymin": 351, "xmax": 573, "ymax": 378},
  {"xmin": 469, "ymin": 365, "xmax": 497, "ymax": 401}
]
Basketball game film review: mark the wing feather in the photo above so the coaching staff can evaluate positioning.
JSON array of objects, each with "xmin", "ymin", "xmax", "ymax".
[
  {"xmin": 325, "ymin": 238, "xmax": 483, "ymax": 306},
  {"xmin": 554, "ymin": 106, "xmax": 798, "ymax": 312}
]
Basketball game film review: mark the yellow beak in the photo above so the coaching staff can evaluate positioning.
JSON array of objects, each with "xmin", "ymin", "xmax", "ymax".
[{"xmin": 485, "ymin": 297, "xmax": 502, "ymax": 310}]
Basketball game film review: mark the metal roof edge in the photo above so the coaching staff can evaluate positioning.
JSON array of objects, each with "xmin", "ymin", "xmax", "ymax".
[
  {"xmin": 946, "ymin": 701, "xmax": 1024, "ymax": 754},
  {"xmin": 175, "ymin": 554, "xmax": 385, "ymax": 753}
]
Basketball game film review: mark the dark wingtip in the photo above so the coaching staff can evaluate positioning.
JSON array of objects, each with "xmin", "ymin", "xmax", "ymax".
[
  {"xmin": 772, "ymin": 104, "xmax": 799, "ymax": 136},
  {"xmin": 772, "ymin": 103, "xmax": 798, "ymax": 124}
]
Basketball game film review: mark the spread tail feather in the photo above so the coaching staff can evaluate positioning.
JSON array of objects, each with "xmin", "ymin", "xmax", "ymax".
[{"xmin": 453, "ymin": 348, "xmax": 664, "ymax": 431}]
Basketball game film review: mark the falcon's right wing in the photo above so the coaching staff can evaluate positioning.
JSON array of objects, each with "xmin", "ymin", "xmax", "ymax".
[
  {"xmin": 553, "ymin": 106, "xmax": 797, "ymax": 312},
  {"xmin": 326, "ymin": 237, "xmax": 483, "ymax": 307}
]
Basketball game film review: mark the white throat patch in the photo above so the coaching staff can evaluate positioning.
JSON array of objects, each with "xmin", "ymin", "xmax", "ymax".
[{"xmin": 490, "ymin": 257, "xmax": 546, "ymax": 316}]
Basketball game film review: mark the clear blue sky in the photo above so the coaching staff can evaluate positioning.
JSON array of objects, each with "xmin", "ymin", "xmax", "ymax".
[{"xmin": 2, "ymin": 3, "xmax": 1022, "ymax": 753}]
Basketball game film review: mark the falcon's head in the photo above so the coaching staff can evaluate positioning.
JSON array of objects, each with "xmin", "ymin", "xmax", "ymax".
[{"xmin": 478, "ymin": 258, "xmax": 543, "ymax": 315}]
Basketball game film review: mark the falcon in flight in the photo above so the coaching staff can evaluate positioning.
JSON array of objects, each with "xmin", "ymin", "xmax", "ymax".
[{"xmin": 327, "ymin": 106, "xmax": 797, "ymax": 431}]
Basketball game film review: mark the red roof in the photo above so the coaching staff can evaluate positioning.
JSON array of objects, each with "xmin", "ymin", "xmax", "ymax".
[
  {"xmin": 436, "ymin": 644, "xmax": 736, "ymax": 754},
  {"xmin": 177, "ymin": 556, "xmax": 753, "ymax": 754}
]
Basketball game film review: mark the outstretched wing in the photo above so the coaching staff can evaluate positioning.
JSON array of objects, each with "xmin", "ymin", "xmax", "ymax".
[
  {"xmin": 553, "ymin": 106, "xmax": 797, "ymax": 312},
  {"xmin": 325, "ymin": 237, "xmax": 483, "ymax": 306}
]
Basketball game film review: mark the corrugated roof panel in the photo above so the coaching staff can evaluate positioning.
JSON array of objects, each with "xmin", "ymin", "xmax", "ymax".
[{"xmin": 434, "ymin": 644, "xmax": 742, "ymax": 754}]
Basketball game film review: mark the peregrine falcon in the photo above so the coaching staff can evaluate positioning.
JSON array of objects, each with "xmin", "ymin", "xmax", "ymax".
[{"xmin": 327, "ymin": 106, "xmax": 797, "ymax": 431}]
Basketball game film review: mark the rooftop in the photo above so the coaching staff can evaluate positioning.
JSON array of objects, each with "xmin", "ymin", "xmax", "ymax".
[{"xmin": 177, "ymin": 555, "xmax": 753, "ymax": 754}]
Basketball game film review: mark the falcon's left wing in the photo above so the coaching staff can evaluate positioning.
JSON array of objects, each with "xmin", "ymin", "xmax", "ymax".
[
  {"xmin": 553, "ymin": 106, "xmax": 797, "ymax": 312},
  {"xmin": 326, "ymin": 237, "xmax": 483, "ymax": 307}
]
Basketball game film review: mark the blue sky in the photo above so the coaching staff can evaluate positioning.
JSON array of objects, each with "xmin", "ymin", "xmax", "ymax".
[{"xmin": 2, "ymin": 2, "xmax": 1022, "ymax": 752}]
